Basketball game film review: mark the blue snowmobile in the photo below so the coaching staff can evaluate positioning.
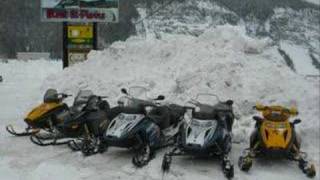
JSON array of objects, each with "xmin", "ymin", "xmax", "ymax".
[
  {"xmin": 161, "ymin": 93, "xmax": 235, "ymax": 178},
  {"xmin": 101, "ymin": 86, "xmax": 185, "ymax": 167}
]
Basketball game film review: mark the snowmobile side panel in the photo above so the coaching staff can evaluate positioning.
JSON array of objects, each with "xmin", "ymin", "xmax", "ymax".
[{"xmin": 25, "ymin": 102, "xmax": 65, "ymax": 123}]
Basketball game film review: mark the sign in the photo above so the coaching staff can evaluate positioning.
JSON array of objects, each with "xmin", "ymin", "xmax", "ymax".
[
  {"xmin": 63, "ymin": 23, "xmax": 97, "ymax": 68},
  {"xmin": 68, "ymin": 25, "xmax": 93, "ymax": 48},
  {"xmin": 68, "ymin": 50, "xmax": 89, "ymax": 65},
  {"xmin": 41, "ymin": 0, "xmax": 119, "ymax": 22}
]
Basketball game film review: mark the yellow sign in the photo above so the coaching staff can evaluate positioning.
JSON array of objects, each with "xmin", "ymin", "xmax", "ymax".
[{"xmin": 68, "ymin": 25, "xmax": 93, "ymax": 39}]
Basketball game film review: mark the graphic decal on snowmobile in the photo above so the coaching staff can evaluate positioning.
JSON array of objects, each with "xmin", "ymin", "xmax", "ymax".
[
  {"xmin": 185, "ymin": 118, "xmax": 218, "ymax": 147},
  {"xmin": 106, "ymin": 113, "xmax": 145, "ymax": 138}
]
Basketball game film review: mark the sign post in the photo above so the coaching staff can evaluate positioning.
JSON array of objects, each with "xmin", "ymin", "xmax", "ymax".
[{"xmin": 41, "ymin": 0, "xmax": 119, "ymax": 68}]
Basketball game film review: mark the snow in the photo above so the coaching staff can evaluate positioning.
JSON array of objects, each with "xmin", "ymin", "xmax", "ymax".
[
  {"xmin": 304, "ymin": 0, "xmax": 320, "ymax": 5},
  {"xmin": 280, "ymin": 41, "xmax": 319, "ymax": 76},
  {"xmin": 1, "ymin": 25, "xmax": 319, "ymax": 180},
  {"xmin": 41, "ymin": 0, "xmax": 61, "ymax": 8}
]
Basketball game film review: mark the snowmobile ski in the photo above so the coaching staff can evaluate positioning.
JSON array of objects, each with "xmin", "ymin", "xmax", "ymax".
[{"xmin": 6, "ymin": 124, "xmax": 40, "ymax": 136}]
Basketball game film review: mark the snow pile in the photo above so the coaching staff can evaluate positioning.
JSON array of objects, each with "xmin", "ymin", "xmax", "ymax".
[
  {"xmin": 0, "ymin": 60, "xmax": 61, "ymax": 126},
  {"xmin": 1, "ymin": 26, "xmax": 319, "ymax": 180},
  {"xmin": 304, "ymin": 0, "xmax": 320, "ymax": 5},
  {"xmin": 43, "ymin": 25, "xmax": 319, "ymax": 148}
]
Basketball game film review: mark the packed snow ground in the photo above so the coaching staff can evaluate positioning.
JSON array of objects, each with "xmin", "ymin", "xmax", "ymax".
[{"xmin": 1, "ymin": 25, "xmax": 319, "ymax": 180}]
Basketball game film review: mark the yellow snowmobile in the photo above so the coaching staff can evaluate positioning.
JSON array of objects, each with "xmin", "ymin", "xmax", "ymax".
[
  {"xmin": 6, "ymin": 89, "xmax": 70, "ymax": 136},
  {"xmin": 238, "ymin": 103, "xmax": 316, "ymax": 178}
]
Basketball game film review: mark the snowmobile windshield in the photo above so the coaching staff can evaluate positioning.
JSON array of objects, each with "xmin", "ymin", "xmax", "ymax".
[
  {"xmin": 187, "ymin": 94, "xmax": 221, "ymax": 120},
  {"xmin": 43, "ymin": 89, "xmax": 59, "ymax": 103},
  {"xmin": 118, "ymin": 86, "xmax": 154, "ymax": 108},
  {"xmin": 264, "ymin": 110, "xmax": 289, "ymax": 122},
  {"xmin": 73, "ymin": 90, "xmax": 94, "ymax": 107}
]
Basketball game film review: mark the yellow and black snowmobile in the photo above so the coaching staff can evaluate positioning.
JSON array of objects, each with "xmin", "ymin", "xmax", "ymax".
[
  {"xmin": 238, "ymin": 103, "xmax": 316, "ymax": 178},
  {"xmin": 6, "ymin": 89, "xmax": 70, "ymax": 136},
  {"xmin": 29, "ymin": 90, "xmax": 110, "ymax": 150}
]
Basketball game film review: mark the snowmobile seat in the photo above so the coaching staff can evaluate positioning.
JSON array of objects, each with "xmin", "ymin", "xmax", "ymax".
[
  {"xmin": 193, "ymin": 111, "xmax": 217, "ymax": 120},
  {"xmin": 148, "ymin": 106, "xmax": 171, "ymax": 129},
  {"xmin": 213, "ymin": 102, "xmax": 233, "ymax": 113}
]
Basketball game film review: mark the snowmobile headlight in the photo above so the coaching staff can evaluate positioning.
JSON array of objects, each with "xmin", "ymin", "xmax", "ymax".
[
  {"xmin": 144, "ymin": 106, "xmax": 154, "ymax": 114},
  {"xmin": 184, "ymin": 109, "xmax": 193, "ymax": 124}
]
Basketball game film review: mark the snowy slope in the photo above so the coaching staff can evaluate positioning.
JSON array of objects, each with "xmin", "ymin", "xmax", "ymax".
[
  {"xmin": 0, "ymin": 25, "xmax": 319, "ymax": 180},
  {"xmin": 304, "ymin": 0, "xmax": 320, "ymax": 5},
  {"xmin": 280, "ymin": 41, "xmax": 319, "ymax": 76}
]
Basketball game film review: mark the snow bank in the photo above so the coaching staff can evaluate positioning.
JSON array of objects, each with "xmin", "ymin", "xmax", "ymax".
[
  {"xmin": 0, "ymin": 60, "xmax": 61, "ymax": 125},
  {"xmin": 43, "ymin": 25, "xmax": 319, "ymax": 149}
]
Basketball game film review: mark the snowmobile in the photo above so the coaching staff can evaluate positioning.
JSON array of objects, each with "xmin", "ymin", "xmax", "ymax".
[
  {"xmin": 238, "ymin": 103, "xmax": 316, "ymax": 178},
  {"xmin": 101, "ymin": 86, "xmax": 185, "ymax": 167},
  {"xmin": 30, "ymin": 90, "xmax": 110, "ymax": 150},
  {"xmin": 6, "ymin": 89, "xmax": 71, "ymax": 137},
  {"xmin": 161, "ymin": 93, "xmax": 235, "ymax": 179}
]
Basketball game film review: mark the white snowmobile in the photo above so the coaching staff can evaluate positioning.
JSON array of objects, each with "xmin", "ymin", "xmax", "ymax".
[{"xmin": 161, "ymin": 93, "xmax": 235, "ymax": 179}]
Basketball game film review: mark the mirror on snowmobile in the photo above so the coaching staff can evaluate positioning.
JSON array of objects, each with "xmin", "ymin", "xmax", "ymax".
[
  {"xmin": 253, "ymin": 116, "xmax": 263, "ymax": 122},
  {"xmin": 293, "ymin": 119, "xmax": 301, "ymax": 125},
  {"xmin": 226, "ymin": 100, "xmax": 233, "ymax": 106},
  {"xmin": 121, "ymin": 88, "xmax": 128, "ymax": 95},
  {"xmin": 61, "ymin": 93, "xmax": 72, "ymax": 98},
  {"xmin": 155, "ymin": 95, "xmax": 165, "ymax": 100}
]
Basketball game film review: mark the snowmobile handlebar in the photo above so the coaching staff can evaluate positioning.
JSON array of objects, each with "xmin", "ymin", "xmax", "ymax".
[
  {"xmin": 60, "ymin": 93, "xmax": 72, "ymax": 98},
  {"xmin": 253, "ymin": 103, "xmax": 299, "ymax": 116},
  {"xmin": 98, "ymin": 96, "xmax": 108, "ymax": 99}
]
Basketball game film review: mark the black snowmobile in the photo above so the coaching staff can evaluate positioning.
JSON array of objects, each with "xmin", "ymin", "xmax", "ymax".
[
  {"xmin": 101, "ymin": 87, "xmax": 185, "ymax": 167},
  {"xmin": 29, "ymin": 90, "xmax": 110, "ymax": 150},
  {"xmin": 161, "ymin": 93, "xmax": 235, "ymax": 179}
]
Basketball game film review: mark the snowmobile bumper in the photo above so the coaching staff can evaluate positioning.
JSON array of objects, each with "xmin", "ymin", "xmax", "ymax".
[{"xmin": 103, "ymin": 135, "xmax": 136, "ymax": 148}]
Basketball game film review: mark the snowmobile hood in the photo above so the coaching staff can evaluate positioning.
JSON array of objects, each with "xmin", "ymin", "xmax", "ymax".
[
  {"xmin": 260, "ymin": 120, "xmax": 292, "ymax": 149},
  {"xmin": 106, "ymin": 113, "xmax": 145, "ymax": 138},
  {"xmin": 185, "ymin": 118, "xmax": 218, "ymax": 147},
  {"xmin": 26, "ymin": 102, "xmax": 64, "ymax": 122}
]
